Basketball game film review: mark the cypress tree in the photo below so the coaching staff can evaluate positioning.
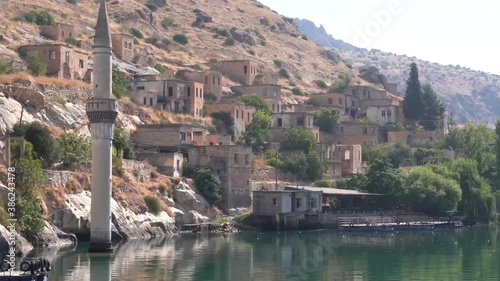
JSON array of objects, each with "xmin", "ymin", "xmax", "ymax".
[
  {"xmin": 421, "ymin": 84, "xmax": 445, "ymax": 130},
  {"xmin": 403, "ymin": 63, "xmax": 423, "ymax": 121}
]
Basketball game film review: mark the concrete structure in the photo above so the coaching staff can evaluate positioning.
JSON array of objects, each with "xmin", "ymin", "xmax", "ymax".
[
  {"xmin": 334, "ymin": 121, "xmax": 379, "ymax": 145},
  {"xmin": 366, "ymin": 105, "xmax": 403, "ymax": 126},
  {"xmin": 136, "ymin": 152, "xmax": 183, "ymax": 177},
  {"xmin": 310, "ymin": 93, "xmax": 346, "ymax": 111},
  {"xmin": 86, "ymin": 0, "xmax": 118, "ymax": 253},
  {"xmin": 270, "ymin": 112, "xmax": 320, "ymax": 142},
  {"xmin": 111, "ymin": 33, "xmax": 134, "ymax": 62},
  {"xmin": 231, "ymin": 84, "xmax": 282, "ymax": 113},
  {"xmin": 40, "ymin": 22, "xmax": 75, "ymax": 41},
  {"xmin": 188, "ymin": 145, "xmax": 253, "ymax": 209},
  {"xmin": 205, "ymin": 101, "xmax": 256, "ymax": 140},
  {"xmin": 133, "ymin": 124, "xmax": 207, "ymax": 146},
  {"xmin": 338, "ymin": 145, "xmax": 363, "ymax": 176},
  {"xmin": 387, "ymin": 130, "xmax": 443, "ymax": 145},
  {"xmin": 19, "ymin": 44, "xmax": 91, "ymax": 81},
  {"xmin": 179, "ymin": 70, "xmax": 223, "ymax": 97},
  {"xmin": 212, "ymin": 60, "xmax": 257, "ymax": 85},
  {"xmin": 253, "ymin": 188, "xmax": 322, "ymax": 229}
]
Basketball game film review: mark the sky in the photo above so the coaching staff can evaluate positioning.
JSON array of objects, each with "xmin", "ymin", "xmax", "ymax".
[{"xmin": 258, "ymin": 0, "xmax": 500, "ymax": 75}]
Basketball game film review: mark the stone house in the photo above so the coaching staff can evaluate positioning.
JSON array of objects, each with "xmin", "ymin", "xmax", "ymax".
[
  {"xmin": 133, "ymin": 124, "xmax": 208, "ymax": 147},
  {"xmin": 18, "ymin": 44, "xmax": 91, "ymax": 81},
  {"xmin": 310, "ymin": 93, "xmax": 347, "ymax": 111},
  {"xmin": 111, "ymin": 34, "xmax": 135, "ymax": 62},
  {"xmin": 338, "ymin": 145, "xmax": 363, "ymax": 176},
  {"xmin": 212, "ymin": 60, "xmax": 257, "ymax": 85},
  {"xmin": 284, "ymin": 104, "xmax": 322, "ymax": 114},
  {"xmin": 366, "ymin": 104, "xmax": 404, "ymax": 126},
  {"xmin": 40, "ymin": 23, "xmax": 75, "ymax": 41},
  {"xmin": 131, "ymin": 76, "xmax": 204, "ymax": 117},
  {"xmin": 135, "ymin": 152, "xmax": 183, "ymax": 177},
  {"xmin": 333, "ymin": 121, "xmax": 379, "ymax": 145},
  {"xmin": 178, "ymin": 70, "xmax": 223, "ymax": 97},
  {"xmin": 269, "ymin": 112, "xmax": 320, "ymax": 143},
  {"xmin": 188, "ymin": 145, "xmax": 254, "ymax": 209},
  {"xmin": 319, "ymin": 139, "xmax": 342, "ymax": 179},
  {"xmin": 205, "ymin": 101, "xmax": 256, "ymax": 140},
  {"xmin": 387, "ymin": 130, "xmax": 443, "ymax": 145},
  {"xmin": 231, "ymin": 84, "xmax": 283, "ymax": 113}
]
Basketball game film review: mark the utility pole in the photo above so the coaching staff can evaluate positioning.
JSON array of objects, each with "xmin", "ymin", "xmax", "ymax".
[
  {"xmin": 19, "ymin": 100, "xmax": 30, "ymax": 125},
  {"xmin": 275, "ymin": 150, "xmax": 278, "ymax": 190}
]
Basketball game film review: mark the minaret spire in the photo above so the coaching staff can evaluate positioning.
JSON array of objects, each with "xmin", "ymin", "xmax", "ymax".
[{"xmin": 86, "ymin": 0, "xmax": 117, "ymax": 253}]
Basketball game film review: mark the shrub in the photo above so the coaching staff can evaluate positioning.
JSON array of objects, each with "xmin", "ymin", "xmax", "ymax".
[
  {"xmin": 273, "ymin": 60, "xmax": 283, "ymax": 68},
  {"xmin": 215, "ymin": 28, "xmax": 231, "ymax": 37},
  {"xmin": 195, "ymin": 168, "xmax": 222, "ymax": 204},
  {"xmin": 204, "ymin": 92, "xmax": 218, "ymax": 102},
  {"xmin": 144, "ymin": 196, "xmax": 162, "ymax": 215},
  {"xmin": 145, "ymin": 2, "xmax": 158, "ymax": 11},
  {"xmin": 60, "ymin": 132, "xmax": 91, "ymax": 170},
  {"xmin": 12, "ymin": 122, "xmax": 61, "ymax": 168},
  {"xmin": 329, "ymin": 74, "xmax": 352, "ymax": 93},
  {"xmin": 26, "ymin": 52, "xmax": 47, "ymax": 76},
  {"xmin": 305, "ymin": 98, "xmax": 320, "ymax": 107},
  {"xmin": 66, "ymin": 0, "xmax": 77, "ymax": 3},
  {"xmin": 23, "ymin": 11, "xmax": 55, "ymax": 26},
  {"xmin": 65, "ymin": 37, "xmax": 78, "ymax": 46},
  {"xmin": 301, "ymin": 35, "xmax": 308, "ymax": 40},
  {"xmin": 0, "ymin": 59, "xmax": 14, "ymax": 74},
  {"xmin": 313, "ymin": 180, "xmax": 333, "ymax": 188},
  {"xmin": 112, "ymin": 65, "xmax": 129, "ymax": 99},
  {"xmin": 113, "ymin": 127, "xmax": 135, "ymax": 160},
  {"xmin": 314, "ymin": 80, "xmax": 328, "ymax": 89},
  {"xmin": 173, "ymin": 34, "xmax": 188, "ymax": 45},
  {"xmin": 112, "ymin": 147, "xmax": 125, "ymax": 177},
  {"xmin": 161, "ymin": 17, "xmax": 175, "ymax": 28},
  {"xmin": 223, "ymin": 37, "xmax": 235, "ymax": 46},
  {"xmin": 130, "ymin": 28, "xmax": 144, "ymax": 39},
  {"xmin": 209, "ymin": 58, "xmax": 218, "ymax": 64},
  {"xmin": 134, "ymin": 38, "xmax": 140, "ymax": 45},
  {"xmin": 291, "ymin": 87, "xmax": 304, "ymax": 96},
  {"xmin": 278, "ymin": 69, "xmax": 290, "ymax": 79},
  {"xmin": 247, "ymin": 49, "xmax": 256, "ymax": 56},
  {"xmin": 155, "ymin": 64, "xmax": 172, "ymax": 77}
]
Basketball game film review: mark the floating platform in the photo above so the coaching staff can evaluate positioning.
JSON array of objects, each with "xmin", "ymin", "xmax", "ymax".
[{"xmin": 339, "ymin": 221, "xmax": 463, "ymax": 233}]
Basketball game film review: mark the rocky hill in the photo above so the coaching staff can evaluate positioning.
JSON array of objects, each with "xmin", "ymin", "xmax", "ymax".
[{"xmin": 295, "ymin": 18, "xmax": 500, "ymax": 126}]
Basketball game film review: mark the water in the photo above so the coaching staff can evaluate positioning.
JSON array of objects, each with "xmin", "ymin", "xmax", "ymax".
[{"xmin": 28, "ymin": 226, "xmax": 499, "ymax": 281}]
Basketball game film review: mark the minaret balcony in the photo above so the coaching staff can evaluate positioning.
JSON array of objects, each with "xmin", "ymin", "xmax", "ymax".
[{"xmin": 86, "ymin": 98, "xmax": 118, "ymax": 124}]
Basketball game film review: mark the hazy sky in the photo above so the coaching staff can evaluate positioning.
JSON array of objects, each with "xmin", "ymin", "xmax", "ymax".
[{"xmin": 258, "ymin": 0, "xmax": 500, "ymax": 75}]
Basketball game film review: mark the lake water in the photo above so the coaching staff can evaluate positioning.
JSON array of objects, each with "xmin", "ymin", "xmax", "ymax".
[{"xmin": 28, "ymin": 226, "xmax": 499, "ymax": 281}]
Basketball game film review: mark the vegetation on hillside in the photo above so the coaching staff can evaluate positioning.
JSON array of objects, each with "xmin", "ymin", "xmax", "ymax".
[
  {"xmin": 183, "ymin": 161, "xmax": 222, "ymax": 205},
  {"xmin": 240, "ymin": 110, "xmax": 272, "ymax": 152}
]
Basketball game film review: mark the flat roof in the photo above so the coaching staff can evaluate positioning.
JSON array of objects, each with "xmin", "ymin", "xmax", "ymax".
[{"xmin": 288, "ymin": 186, "xmax": 383, "ymax": 196}]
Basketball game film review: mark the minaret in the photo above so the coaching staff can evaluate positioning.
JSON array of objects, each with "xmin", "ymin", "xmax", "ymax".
[{"xmin": 86, "ymin": 0, "xmax": 117, "ymax": 253}]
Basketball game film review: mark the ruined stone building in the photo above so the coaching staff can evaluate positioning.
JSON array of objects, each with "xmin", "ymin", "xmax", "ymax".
[
  {"xmin": 211, "ymin": 60, "xmax": 257, "ymax": 85},
  {"xmin": 205, "ymin": 101, "xmax": 256, "ymax": 141},
  {"xmin": 111, "ymin": 33, "xmax": 134, "ymax": 62},
  {"xmin": 231, "ymin": 84, "xmax": 283, "ymax": 113},
  {"xmin": 40, "ymin": 23, "xmax": 75, "ymax": 41}
]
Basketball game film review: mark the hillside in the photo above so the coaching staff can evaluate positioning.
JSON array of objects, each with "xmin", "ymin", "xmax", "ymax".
[{"xmin": 295, "ymin": 18, "xmax": 500, "ymax": 125}]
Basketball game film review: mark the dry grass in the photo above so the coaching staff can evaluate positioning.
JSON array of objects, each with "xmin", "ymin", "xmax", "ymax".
[
  {"xmin": 44, "ymin": 185, "xmax": 68, "ymax": 209},
  {"xmin": 253, "ymin": 156, "xmax": 269, "ymax": 171},
  {"xmin": 0, "ymin": 72, "xmax": 91, "ymax": 88},
  {"xmin": 138, "ymin": 106, "xmax": 212, "ymax": 125}
]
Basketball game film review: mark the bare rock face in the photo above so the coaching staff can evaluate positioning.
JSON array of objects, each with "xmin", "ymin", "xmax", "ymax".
[
  {"xmin": 28, "ymin": 221, "xmax": 77, "ymax": 249},
  {"xmin": 320, "ymin": 49, "xmax": 341, "ymax": 65},
  {"xmin": 230, "ymin": 29, "xmax": 256, "ymax": 46},
  {"xmin": 173, "ymin": 181, "xmax": 210, "ymax": 214},
  {"xmin": 182, "ymin": 211, "xmax": 209, "ymax": 225},
  {"xmin": 0, "ymin": 224, "xmax": 33, "ymax": 256}
]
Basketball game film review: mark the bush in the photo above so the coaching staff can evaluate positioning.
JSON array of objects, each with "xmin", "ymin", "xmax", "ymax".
[
  {"xmin": 60, "ymin": 132, "xmax": 91, "ymax": 170},
  {"xmin": 314, "ymin": 80, "xmax": 328, "ymax": 89},
  {"xmin": 66, "ymin": 0, "xmax": 77, "ymax": 4},
  {"xmin": 112, "ymin": 65, "xmax": 129, "ymax": 99},
  {"xmin": 278, "ymin": 69, "xmax": 290, "ymax": 79},
  {"xmin": 0, "ymin": 59, "xmax": 14, "ymax": 74},
  {"xmin": 112, "ymin": 147, "xmax": 125, "ymax": 177},
  {"xmin": 273, "ymin": 60, "xmax": 283, "ymax": 68},
  {"xmin": 291, "ymin": 87, "xmax": 304, "ymax": 96},
  {"xmin": 12, "ymin": 122, "xmax": 61, "ymax": 168},
  {"xmin": 130, "ymin": 28, "xmax": 144, "ymax": 39},
  {"xmin": 329, "ymin": 74, "xmax": 352, "ymax": 93},
  {"xmin": 113, "ymin": 127, "xmax": 135, "ymax": 160},
  {"xmin": 23, "ymin": 11, "xmax": 55, "ymax": 26},
  {"xmin": 65, "ymin": 37, "xmax": 78, "ymax": 46},
  {"xmin": 223, "ymin": 37, "xmax": 235, "ymax": 46},
  {"xmin": 145, "ymin": 2, "xmax": 158, "ymax": 11},
  {"xmin": 161, "ymin": 17, "xmax": 175, "ymax": 28},
  {"xmin": 195, "ymin": 168, "xmax": 222, "ymax": 204},
  {"xmin": 144, "ymin": 196, "xmax": 162, "ymax": 215},
  {"xmin": 155, "ymin": 64, "xmax": 172, "ymax": 77},
  {"xmin": 173, "ymin": 34, "xmax": 188, "ymax": 45},
  {"xmin": 305, "ymin": 98, "xmax": 320, "ymax": 107},
  {"xmin": 215, "ymin": 28, "xmax": 231, "ymax": 37},
  {"xmin": 313, "ymin": 180, "xmax": 333, "ymax": 188},
  {"xmin": 26, "ymin": 52, "xmax": 47, "ymax": 76},
  {"xmin": 301, "ymin": 35, "xmax": 308, "ymax": 40},
  {"xmin": 204, "ymin": 92, "xmax": 218, "ymax": 102},
  {"xmin": 247, "ymin": 49, "xmax": 256, "ymax": 56}
]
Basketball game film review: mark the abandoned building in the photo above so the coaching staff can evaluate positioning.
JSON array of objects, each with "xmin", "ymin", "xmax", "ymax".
[
  {"xmin": 40, "ymin": 23, "xmax": 75, "ymax": 41},
  {"xmin": 178, "ymin": 70, "xmax": 223, "ymax": 97},
  {"xmin": 212, "ymin": 60, "xmax": 257, "ymax": 85},
  {"xmin": 133, "ymin": 123, "xmax": 208, "ymax": 147},
  {"xmin": 231, "ymin": 84, "xmax": 283, "ymax": 113},
  {"xmin": 111, "ymin": 33, "xmax": 134, "ymax": 62},
  {"xmin": 333, "ymin": 121, "xmax": 379, "ymax": 145},
  {"xmin": 205, "ymin": 101, "xmax": 256, "ymax": 140}
]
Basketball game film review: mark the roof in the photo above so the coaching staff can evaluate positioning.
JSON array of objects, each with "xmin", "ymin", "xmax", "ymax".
[
  {"xmin": 290, "ymin": 186, "xmax": 383, "ymax": 196},
  {"xmin": 94, "ymin": 0, "xmax": 112, "ymax": 48}
]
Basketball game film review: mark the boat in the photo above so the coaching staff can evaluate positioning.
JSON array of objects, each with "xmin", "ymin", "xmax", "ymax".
[
  {"xmin": 339, "ymin": 225, "xmax": 395, "ymax": 233},
  {"xmin": 0, "ymin": 258, "xmax": 50, "ymax": 281}
]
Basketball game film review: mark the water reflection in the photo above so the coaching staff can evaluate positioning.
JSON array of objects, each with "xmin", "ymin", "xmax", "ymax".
[{"xmin": 29, "ymin": 226, "xmax": 499, "ymax": 281}]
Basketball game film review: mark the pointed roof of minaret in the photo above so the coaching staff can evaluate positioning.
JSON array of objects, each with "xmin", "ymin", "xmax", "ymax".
[{"xmin": 94, "ymin": 0, "xmax": 111, "ymax": 48}]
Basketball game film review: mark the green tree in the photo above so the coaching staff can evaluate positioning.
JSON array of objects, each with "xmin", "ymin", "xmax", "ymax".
[
  {"xmin": 11, "ymin": 122, "xmax": 61, "ymax": 168},
  {"xmin": 313, "ymin": 109, "xmax": 339, "ymax": 133},
  {"xmin": 13, "ymin": 158, "xmax": 46, "ymax": 236},
  {"xmin": 173, "ymin": 34, "xmax": 188, "ymax": 45},
  {"xmin": 60, "ymin": 132, "xmax": 91, "ymax": 170},
  {"xmin": 26, "ymin": 52, "xmax": 47, "ymax": 76},
  {"xmin": 195, "ymin": 167, "xmax": 222, "ymax": 204},
  {"xmin": 403, "ymin": 63, "xmax": 424, "ymax": 121},
  {"xmin": 23, "ymin": 11, "xmax": 55, "ymax": 26},
  {"xmin": 305, "ymin": 98, "xmax": 320, "ymax": 107},
  {"xmin": 281, "ymin": 127, "xmax": 318, "ymax": 154},
  {"xmin": 204, "ymin": 92, "xmax": 218, "ymax": 102},
  {"xmin": 282, "ymin": 152, "xmax": 308, "ymax": 180},
  {"xmin": 386, "ymin": 141, "xmax": 415, "ymax": 168},
  {"xmin": 362, "ymin": 142, "xmax": 388, "ymax": 164},
  {"xmin": 329, "ymin": 74, "xmax": 351, "ymax": 93},
  {"xmin": 112, "ymin": 65, "xmax": 129, "ymax": 99},
  {"xmin": 457, "ymin": 123, "xmax": 495, "ymax": 177},
  {"xmin": 364, "ymin": 159, "xmax": 405, "ymax": 209},
  {"xmin": 235, "ymin": 96, "xmax": 271, "ymax": 114},
  {"xmin": 240, "ymin": 110, "xmax": 271, "ymax": 152},
  {"xmin": 113, "ymin": 128, "xmax": 135, "ymax": 160},
  {"xmin": 421, "ymin": 84, "xmax": 445, "ymax": 130}
]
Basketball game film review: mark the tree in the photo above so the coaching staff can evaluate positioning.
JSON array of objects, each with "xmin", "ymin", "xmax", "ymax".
[
  {"xmin": 403, "ymin": 63, "xmax": 423, "ymax": 121},
  {"xmin": 26, "ymin": 52, "xmax": 47, "ymax": 76},
  {"xmin": 457, "ymin": 123, "xmax": 495, "ymax": 177},
  {"xmin": 113, "ymin": 128, "xmax": 135, "ymax": 160},
  {"xmin": 236, "ymin": 96, "xmax": 271, "ymax": 114},
  {"xmin": 362, "ymin": 142, "xmax": 388, "ymax": 164},
  {"xmin": 386, "ymin": 141, "xmax": 415, "ymax": 168},
  {"xmin": 195, "ymin": 167, "xmax": 222, "ymax": 204},
  {"xmin": 11, "ymin": 122, "xmax": 61, "ymax": 168},
  {"xmin": 60, "ymin": 132, "xmax": 91, "ymax": 170},
  {"xmin": 305, "ymin": 98, "xmax": 320, "ymax": 107},
  {"xmin": 173, "ymin": 34, "xmax": 189, "ymax": 45},
  {"xmin": 240, "ymin": 110, "xmax": 271, "ymax": 152},
  {"xmin": 281, "ymin": 127, "xmax": 318, "ymax": 154},
  {"xmin": 23, "ymin": 11, "xmax": 55, "ymax": 26},
  {"xmin": 329, "ymin": 74, "xmax": 351, "ymax": 93},
  {"xmin": 363, "ymin": 159, "xmax": 405, "ymax": 209},
  {"xmin": 496, "ymin": 119, "xmax": 500, "ymax": 192},
  {"xmin": 112, "ymin": 65, "xmax": 129, "ymax": 99},
  {"xmin": 314, "ymin": 109, "xmax": 339, "ymax": 133},
  {"xmin": 421, "ymin": 84, "xmax": 445, "ymax": 130}
]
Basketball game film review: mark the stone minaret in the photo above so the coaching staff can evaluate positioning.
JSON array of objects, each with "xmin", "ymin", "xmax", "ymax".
[{"xmin": 86, "ymin": 0, "xmax": 117, "ymax": 253}]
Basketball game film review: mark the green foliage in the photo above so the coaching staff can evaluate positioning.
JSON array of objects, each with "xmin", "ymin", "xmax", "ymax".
[
  {"xmin": 130, "ymin": 28, "xmax": 144, "ymax": 39},
  {"xmin": 188, "ymin": 167, "xmax": 222, "ymax": 205},
  {"xmin": 236, "ymin": 95, "xmax": 271, "ymax": 114},
  {"xmin": 173, "ymin": 34, "xmax": 188, "ymax": 45},
  {"xmin": 224, "ymin": 37, "xmax": 236, "ymax": 46},
  {"xmin": 204, "ymin": 92, "xmax": 218, "ymax": 102},
  {"xmin": 273, "ymin": 60, "xmax": 283, "ymax": 68},
  {"xmin": 13, "ymin": 158, "xmax": 46, "ymax": 235},
  {"xmin": 362, "ymin": 142, "xmax": 388, "ymax": 164},
  {"xmin": 278, "ymin": 69, "xmax": 290, "ymax": 79},
  {"xmin": 112, "ymin": 65, "xmax": 129, "ymax": 99},
  {"xmin": 314, "ymin": 109, "xmax": 339, "ymax": 133},
  {"xmin": 247, "ymin": 49, "xmax": 256, "ymax": 56},
  {"xmin": 301, "ymin": 35, "xmax": 308, "ymax": 40},
  {"xmin": 329, "ymin": 74, "xmax": 351, "ymax": 93},
  {"xmin": 60, "ymin": 132, "xmax": 91, "ymax": 170},
  {"xmin": 144, "ymin": 196, "xmax": 162, "ymax": 214},
  {"xmin": 240, "ymin": 110, "xmax": 271, "ymax": 152},
  {"xmin": 282, "ymin": 127, "xmax": 318, "ymax": 154},
  {"xmin": 0, "ymin": 59, "xmax": 14, "ymax": 74},
  {"xmin": 211, "ymin": 111, "xmax": 233, "ymax": 133},
  {"xmin": 457, "ymin": 123, "xmax": 495, "ymax": 177},
  {"xmin": 112, "ymin": 147, "xmax": 125, "ymax": 177},
  {"xmin": 65, "ymin": 37, "xmax": 78, "ymax": 46},
  {"xmin": 386, "ymin": 141, "xmax": 415, "ymax": 168},
  {"xmin": 291, "ymin": 87, "xmax": 304, "ymax": 96},
  {"xmin": 207, "ymin": 124, "xmax": 217, "ymax": 134},
  {"xmin": 23, "ymin": 11, "xmax": 55, "ymax": 26},
  {"xmin": 214, "ymin": 28, "xmax": 231, "ymax": 37},
  {"xmin": 313, "ymin": 180, "xmax": 333, "ymax": 188},
  {"xmin": 154, "ymin": 64, "xmax": 172, "ymax": 77},
  {"xmin": 134, "ymin": 38, "xmax": 140, "ymax": 45},
  {"xmin": 305, "ymin": 98, "xmax": 320, "ymax": 107},
  {"xmin": 421, "ymin": 84, "xmax": 445, "ymax": 130},
  {"xmin": 403, "ymin": 62, "xmax": 424, "ymax": 121},
  {"xmin": 26, "ymin": 52, "xmax": 47, "ymax": 76},
  {"xmin": 145, "ymin": 1, "xmax": 158, "ymax": 11},
  {"xmin": 12, "ymin": 122, "xmax": 61, "ymax": 168},
  {"xmin": 10, "ymin": 140, "xmax": 35, "ymax": 160},
  {"xmin": 495, "ymin": 119, "xmax": 500, "ymax": 192},
  {"xmin": 113, "ymin": 127, "xmax": 135, "ymax": 160},
  {"xmin": 161, "ymin": 17, "xmax": 175, "ymax": 28},
  {"xmin": 387, "ymin": 122, "xmax": 406, "ymax": 132},
  {"xmin": 314, "ymin": 80, "xmax": 328, "ymax": 89},
  {"xmin": 66, "ymin": 0, "xmax": 78, "ymax": 4},
  {"xmin": 264, "ymin": 149, "xmax": 284, "ymax": 168},
  {"xmin": 363, "ymin": 159, "xmax": 405, "ymax": 209}
]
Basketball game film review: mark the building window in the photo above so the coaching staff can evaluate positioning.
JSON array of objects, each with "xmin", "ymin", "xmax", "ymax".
[
  {"xmin": 328, "ymin": 98, "xmax": 333, "ymax": 105},
  {"xmin": 205, "ymin": 76, "xmax": 208, "ymax": 84},
  {"xmin": 273, "ymin": 198, "xmax": 277, "ymax": 206},
  {"xmin": 382, "ymin": 110, "xmax": 386, "ymax": 117},
  {"xmin": 277, "ymin": 105, "xmax": 280, "ymax": 112},
  {"xmin": 49, "ymin": 51, "xmax": 56, "ymax": 60},
  {"xmin": 363, "ymin": 127, "xmax": 368, "ymax": 134},
  {"xmin": 352, "ymin": 89, "xmax": 357, "ymax": 95},
  {"xmin": 168, "ymin": 87, "xmax": 173, "ymax": 96},
  {"xmin": 351, "ymin": 100, "xmax": 355, "ymax": 107},
  {"xmin": 137, "ymin": 86, "xmax": 145, "ymax": 90},
  {"xmin": 143, "ymin": 97, "xmax": 147, "ymax": 105},
  {"xmin": 196, "ymin": 88, "xmax": 198, "ymax": 98},
  {"xmin": 272, "ymin": 104, "xmax": 275, "ymax": 111},
  {"xmin": 296, "ymin": 198, "xmax": 302, "ymax": 209},
  {"xmin": 340, "ymin": 127, "xmax": 344, "ymax": 133},
  {"xmin": 310, "ymin": 198, "xmax": 317, "ymax": 208},
  {"xmin": 150, "ymin": 98, "xmax": 153, "ymax": 106},
  {"xmin": 277, "ymin": 118, "xmax": 283, "ymax": 127},
  {"xmin": 79, "ymin": 59, "xmax": 84, "ymax": 69},
  {"xmin": 176, "ymin": 159, "xmax": 180, "ymax": 171},
  {"xmin": 65, "ymin": 51, "xmax": 70, "ymax": 63},
  {"xmin": 372, "ymin": 128, "xmax": 376, "ymax": 134},
  {"xmin": 187, "ymin": 87, "xmax": 191, "ymax": 97},
  {"xmin": 388, "ymin": 110, "xmax": 392, "ymax": 117},
  {"xmin": 236, "ymin": 110, "xmax": 239, "ymax": 119},
  {"xmin": 244, "ymin": 65, "xmax": 248, "ymax": 74},
  {"xmin": 344, "ymin": 150, "xmax": 350, "ymax": 160},
  {"xmin": 234, "ymin": 154, "xmax": 239, "ymax": 164},
  {"xmin": 338, "ymin": 98, "xmax": 343, "ymax": 105},
  {"xmin": 245, "ymin": 154, "xmax": 249, "ymax": 164},
  {"xmin": 124, "ymin": 41, "xmax": 127, "ymax": 48},
  {"xmin": 218, "ymin": 77, "xmax": 221, "ymax": 85},
  {"xmin": 213, "ymin": 76, "xmax": 216, "ymax": 85},
  {"xmin": 247, "ymin": 112, "xmax": 250, "ymax": 121},
  {"xmin": 180, "ymin": 132, "xmax": 186, "ymax": 141}
]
